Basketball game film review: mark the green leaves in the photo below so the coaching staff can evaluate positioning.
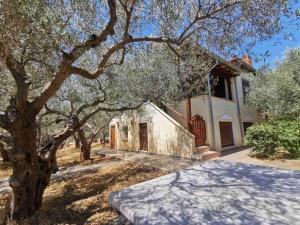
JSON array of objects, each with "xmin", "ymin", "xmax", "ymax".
[
  {"xmin": 248, "ymin": 48, "xmax": 300, "ymax": 120},
  {"xmin": 244, "ymin": 120, "xmax": 300, "ymax": 159}
]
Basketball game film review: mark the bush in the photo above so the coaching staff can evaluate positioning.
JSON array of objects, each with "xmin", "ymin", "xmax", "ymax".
[{"xmin": 244, "ymin": 120, "xmax": 300, "ymax": 159}]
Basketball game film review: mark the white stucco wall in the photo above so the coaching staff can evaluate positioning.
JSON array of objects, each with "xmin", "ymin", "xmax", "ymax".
[
  {"xmin": 172, "ymin": 96, "xmax": 210, "ymax": 146},
  {"xmin": 109, "ymin": 73, "xmax": 257, "ymax": 155},
  {"xmin": 211, "ymin": 97, "xmax": 242, "ymax": 150},
  {"xmin": 109, "ymin": 103, "xmax": 195, "ymax": 158},
  {"xmin": 236, "ymin": 74, "xmax": 257, "ymax": 124},
  {"xmin": 109, "ymin": 115, "xmax": 130, "ymax": 151}
]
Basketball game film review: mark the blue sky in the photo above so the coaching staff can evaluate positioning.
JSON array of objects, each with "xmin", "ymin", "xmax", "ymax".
[{"xmin": 252, "ymin": 3, "xmax": 300, "ymax": 69}]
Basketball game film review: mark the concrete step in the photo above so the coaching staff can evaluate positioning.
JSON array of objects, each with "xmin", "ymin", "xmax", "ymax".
[
  {"xmin": 195, "ymin": 146, "xmax": 210, "ymax": 154},
  {"xmin": 201, "ymin": 151, "xmax": 220, "ymax": 161}
]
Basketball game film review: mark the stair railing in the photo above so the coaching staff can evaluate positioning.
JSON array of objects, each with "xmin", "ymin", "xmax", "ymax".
[{"xmin": 161, "ymin": 102, "xmax": 192, "ymax": 128}]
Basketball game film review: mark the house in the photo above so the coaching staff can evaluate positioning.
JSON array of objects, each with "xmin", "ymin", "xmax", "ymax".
[{"xmin": 109, "ymin": 50, "xmax": 257, "ymax": 160}]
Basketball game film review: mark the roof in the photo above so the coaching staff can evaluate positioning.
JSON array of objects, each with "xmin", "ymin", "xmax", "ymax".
[{"xmin": 194, "ymin": 45, "xmax": 256, "ymax": 77}]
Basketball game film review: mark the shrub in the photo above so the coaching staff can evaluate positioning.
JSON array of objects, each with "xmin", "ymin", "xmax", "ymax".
[{"xmin": 244, "ymin": 120, "xmax": 300, "ymax": 159}]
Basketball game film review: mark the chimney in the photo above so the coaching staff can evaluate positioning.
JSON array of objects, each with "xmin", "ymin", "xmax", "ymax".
[{"xmin": 241, "ymin": 55, "xmax": 252, "ymax": 66}]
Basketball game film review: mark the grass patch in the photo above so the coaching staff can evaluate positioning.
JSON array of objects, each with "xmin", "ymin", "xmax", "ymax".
[{"xmin": 5, "ymin": 161, "xmax": 166, "ymax": 225}]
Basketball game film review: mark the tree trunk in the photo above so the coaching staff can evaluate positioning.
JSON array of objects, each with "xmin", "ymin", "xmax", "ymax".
[
  {"xmin": 8, "ymin": 114, "xmax": 65, "ymax": 219},
  {"xmin": 5, "ymin": 100, "xmax": 81, "ymax": 220},
  {"xmin": 80, "ymin": 145, "xmax": 91, "ymax": 160},
  {"xmin": 8, "ymin": 112, "xmax": 51, "ymax": 220},
  {"xmin": 74, "ymin": 134, "xmax": 80, "ymax": 148},
  {"xmin": 78, "ymin": 129, "xmax": 91, "ymax": 160},
  {"xmin": 58, "ymin": 140, "xmax": 66, "ymax": 149}
]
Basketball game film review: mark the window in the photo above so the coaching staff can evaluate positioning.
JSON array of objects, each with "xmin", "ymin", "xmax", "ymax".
[{"xmin": 242, "ymin": 79, "xmax": 250, "ymax": 103}]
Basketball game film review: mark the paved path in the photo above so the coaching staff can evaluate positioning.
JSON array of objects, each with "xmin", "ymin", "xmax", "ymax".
[
  {"xmin": 0, "ymin": 160, "xmax": 120, "ymax": 194},
  {"xmin": 94, "ymin": 148, "xmax": 197, "ymax": 172},
  {"xmin": 218, "ymin": 148, "xmax": 300, "ymax": 170},
  {"xmin": 110, "ymin": 160, "xmax": 300, "ymax": 225}
]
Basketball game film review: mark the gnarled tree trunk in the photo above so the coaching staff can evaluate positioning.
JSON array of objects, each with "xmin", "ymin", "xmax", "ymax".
[
  {"xmin": 7, "ymin": 106, "xmax": 81, "ymax": 220},
  {"xmin": 78, "ymin": 129, "xmax": 91, "ymax": 160},
  {"xmin": 8, "ymin": 107, "xmax": 44, "ymax": 219},
  {"xmin": 78, "ymin": 125, "xmax": 103, "ymax": 161},
  {"xmin": 73, "ymin": 133, "xmax": 80, "ymax": 148}
]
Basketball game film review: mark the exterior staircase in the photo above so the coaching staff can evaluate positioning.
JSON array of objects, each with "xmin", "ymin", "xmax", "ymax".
[
  {"xmin": 192, "ymin": 146, "xmax": 220, "ymax": 161},
  {"xmin": 160, "ymin": 103, "xmax": 220, "ymax": 161}
]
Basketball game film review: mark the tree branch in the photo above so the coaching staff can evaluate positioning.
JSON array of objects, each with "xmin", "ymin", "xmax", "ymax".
[
  {"xmin": 71, "ymin": 36, "xmax": 171, "ymax": 79},
  {"xmin": 0, "ymin": 43, "xmax": 30, "ymax": 107},
  {"xmin": 89, "ymin": 125, "xmax": 105, "ymax": 145},
  {"xmin": 40, "ymin": 104, "xmax": 69, "ymax": 118},
  {"xmin": 31, "ymin": 0, "xmax": 241, "ymax": 114},
  {"xmin": 70, "ymin": 0, "xmax": 117, "ymax": 58},
  {"xmin": 79, "ymin": 102, "xmax": 143, "ymax": 127},
  {"xmin": 75, "ymin": 96, "xmax": 106, "ymax": 115},
  {"xmin": 31, "ymin": 0, "xmax": 117, "ymax": 113}
]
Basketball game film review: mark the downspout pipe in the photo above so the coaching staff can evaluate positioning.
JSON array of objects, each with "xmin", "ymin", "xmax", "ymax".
[
  {"xmin": 207, "ymin": 59, "xmax": 219, "ymax": 151},
  {"xmin": 233, "ymin": 77, "xmax": 244, "ymax": 140}
]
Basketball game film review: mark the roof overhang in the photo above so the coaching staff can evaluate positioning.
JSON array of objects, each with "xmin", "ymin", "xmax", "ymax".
[{"xmin": 193, "ymin": 45, "xmax": 256, "ymax": 77}]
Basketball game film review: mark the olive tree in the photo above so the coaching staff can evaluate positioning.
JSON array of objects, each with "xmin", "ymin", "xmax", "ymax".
[
  {"xmin": 248, "ymin": 48, "xmax": 300, "ymax": 120},
  {"xmin": 0, "ymin": 0, "xmax": 295, "ymax": 219},
  {"xmin": 77, "ymin": 117, "xmax": 109, "ymax": 160}
]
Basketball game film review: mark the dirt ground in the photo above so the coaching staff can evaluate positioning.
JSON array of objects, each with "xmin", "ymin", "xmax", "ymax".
[
  {"xmin": 1, "ymin": 160, "xmax": 166, "ymax": 225},
  {"xmin": 0, "ymin": 143, "xmax": 108, "ymax": 180},
  {"xmin": 0, "ymin": 144, "xmax": 166, "ymax": 225}
]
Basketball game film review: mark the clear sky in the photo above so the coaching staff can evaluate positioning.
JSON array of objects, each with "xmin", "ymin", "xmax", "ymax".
[{"xmin": 252, "ymin": 3, "xmax": 300, "ymax": 69}]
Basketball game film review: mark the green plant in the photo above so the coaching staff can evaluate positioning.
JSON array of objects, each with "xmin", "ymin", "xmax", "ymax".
[
  {"xmin": 248, "ymin": 48, "xmax": 300, "ymax": 120},
  {"xmin": 244, "ymin": 120, "xmax": 300, "ymax": 159}
]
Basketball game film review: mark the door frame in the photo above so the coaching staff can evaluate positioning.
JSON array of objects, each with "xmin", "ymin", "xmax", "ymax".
[
  {"xmin": 219, "ymin": 121, "xmax": 234, "ymax": 148},
  {"xmin": 139, "ymin": 122, "xmax": 148, "ymax": 151},
  {"xmin": 191, "ymin": 114, "xmax": 206, "ymax": 146},
  {"xmin": 110, "ymin": 125, "xmax": 116, "ymax": 149}
]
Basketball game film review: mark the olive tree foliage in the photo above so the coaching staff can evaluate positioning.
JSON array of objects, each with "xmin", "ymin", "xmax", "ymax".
[
  {"xmin": 248, "ymin": 48, "xmax": 300, "ymax": 120},
  {"xmin": 111, "ymin": 43, "xmax": 216, "ymax": 108},
  {"xmin": 0, "ymin": 0, "xmax": 296, "ymax": 220}
]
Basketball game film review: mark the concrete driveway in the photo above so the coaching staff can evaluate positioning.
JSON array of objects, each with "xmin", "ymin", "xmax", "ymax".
[
  {"xmin": 218, "ymin": 148, "xmax": 300, "ymax": 170},
  {"xmin": 110, "ymin": 160, "xmax": 300, "ymax": 225}
]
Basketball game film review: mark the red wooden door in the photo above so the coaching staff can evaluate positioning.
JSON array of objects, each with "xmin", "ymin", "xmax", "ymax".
[
  {"xmin": 191, "ymin": 115, "xmax": 206, "ymax": 146},
  {"xmin": 110, "ymin": 126, "xmax": 116, "ymax": 149},
  {"xmin": 219, "ymin": 122, "xmax": 234, "ymax": 147},
  {"xmin": 139, "ymin": 123, "xmax": 148, "ymax": 150}
]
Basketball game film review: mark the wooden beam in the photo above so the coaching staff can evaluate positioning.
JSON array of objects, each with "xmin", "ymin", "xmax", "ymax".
[{"xmin": 186, "ymin": 97, "xmax": 192, "ymax": 132}]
